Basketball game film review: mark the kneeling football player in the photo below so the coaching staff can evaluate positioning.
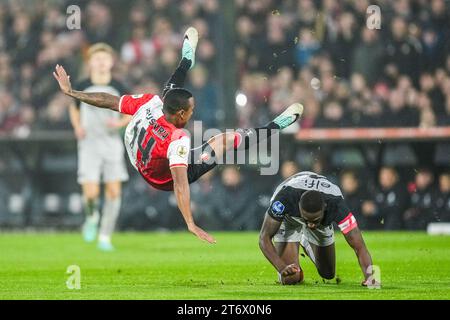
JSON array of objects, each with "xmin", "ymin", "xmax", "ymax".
[{"xmin": 259, "ymin": 171, "xmax": 379, "ymax": 287}]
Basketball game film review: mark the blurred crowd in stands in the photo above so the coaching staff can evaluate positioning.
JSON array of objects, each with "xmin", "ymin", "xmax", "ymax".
[
  {"xmin": 0, "ymin": 0, "xmax": 222, "ymax": 136},
  {"xmin": 1, "ymin": 0, "xmax": 450, "ymax": 136},
  {"xmin": 0, "ymin": 0, "xmax": 449, "ymax": 231},
  {"xmin": 235, "ymin": 0, "xmax": 450, "ymax": 129},
  {"xmin": 339, "ymin": 166, "xmax": 450, "ymax": 230}
]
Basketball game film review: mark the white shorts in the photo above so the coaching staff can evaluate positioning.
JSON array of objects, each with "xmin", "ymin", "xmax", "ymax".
[
  {"xmin": 273, "ymin": 220, "xmax": 335, "ymax": 247},
  {"xmin": 77, "ymin": 140, "xmax": 129, "ymax": 184}
]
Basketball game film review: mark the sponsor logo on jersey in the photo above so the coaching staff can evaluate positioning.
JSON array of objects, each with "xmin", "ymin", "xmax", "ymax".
[
  {"xmin": 271, "ymin": 201, "xmax": 285, "ymax": 216},
  {"xmin": 131, "ymin": 94, "xmax": 144, "ymax": 99}
]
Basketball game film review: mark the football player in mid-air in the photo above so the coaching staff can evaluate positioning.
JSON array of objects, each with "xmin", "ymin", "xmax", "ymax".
[
  {"xmin": 259, "ymin": 171, "xmax": 379, "ymax": 287},
  {"xmin": 54, "ymin": 27, "xmax": 304, "ymax": 244}
]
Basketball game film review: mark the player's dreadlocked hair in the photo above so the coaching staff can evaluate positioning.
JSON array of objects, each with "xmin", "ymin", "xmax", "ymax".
[
  {"xmin": 300, "ymin": 190, "xmax": 325, "ymax": 213},
  {"xmin": 163, "ymin": 88, "xmax": 193, "ymax": 114}
]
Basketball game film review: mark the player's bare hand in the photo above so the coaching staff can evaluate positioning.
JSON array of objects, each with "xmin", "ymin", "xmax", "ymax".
[
  {"xmin": 74, "ymin": 127, "xmax": 85, "ymax": 140},
  {"xmin": 188, "ymin": 224, "xmax": 216, "ymax": 244},
  {"xmin": 361, "ymin": 278, "xmax": 381, "ymax": 288},
  {"xmin": 53, "ymin": 64, "xmax": 72, "ymax": 95},
  {"xmin": 281, "ymin": 264, "xmax": 300, "ymax": 277}
]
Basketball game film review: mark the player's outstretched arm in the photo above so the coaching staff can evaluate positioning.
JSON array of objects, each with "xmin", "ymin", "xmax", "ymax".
[
  {"xmin": 53, "ymin": 64, "xmax": 120, "ymax": 111},
  {"xmin": 170, "ymin": 166, "xmax": 216, "ymax": 244},
  {"xmin": 343, "ymin": 226, "xmax": 377, "ymax": 286},
  {"xmin": 259, "ymin": 214, "xmax": 299, "ymax": 276}
]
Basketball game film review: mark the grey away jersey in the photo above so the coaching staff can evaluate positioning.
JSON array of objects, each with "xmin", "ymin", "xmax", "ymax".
[
  {"xmin": 267, "ymin": 171, "xmax": 358, "ymax": 234},
  {"xmin": 75, "ymin": 79, "xmax": 128, "ymax": 145}
]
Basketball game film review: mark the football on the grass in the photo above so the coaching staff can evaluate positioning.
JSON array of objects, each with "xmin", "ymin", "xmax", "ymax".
[{"xmin": 282, "ymin": 268, "xmax": 304, "ymax": 285}]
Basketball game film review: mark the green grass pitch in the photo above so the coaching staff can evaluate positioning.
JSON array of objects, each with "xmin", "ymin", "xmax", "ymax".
[{"xmin": 0, "ymin": 231, "xmax": 449, "ymax": 300}]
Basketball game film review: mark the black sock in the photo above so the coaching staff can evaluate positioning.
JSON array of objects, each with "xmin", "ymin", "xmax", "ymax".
[
  {"xmin": 234, "ymin": 122, "xmax": 280, "ymax": 151},
  {"xmin": 162, "ymin": 58, "xmax": 191, "ymax": 97}
]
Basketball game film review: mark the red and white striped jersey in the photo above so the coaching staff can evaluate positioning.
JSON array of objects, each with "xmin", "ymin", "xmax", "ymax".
[{"xmin": 119, "ymin": 93, "xmax": 190, "ymax": 191}]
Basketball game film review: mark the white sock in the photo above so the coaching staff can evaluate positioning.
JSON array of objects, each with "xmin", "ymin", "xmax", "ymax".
[
  {"xmin": 98, "ymin": 234, "xmax": 111, "ymax": 244},
  {"xmin": 99, "ymin": 198, "xmax": 121, "ymax": 242}
]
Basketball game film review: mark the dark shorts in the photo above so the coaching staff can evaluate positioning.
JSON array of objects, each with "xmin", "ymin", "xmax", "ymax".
[
  {"xmin": 149, "ymin": 142, "xmax": 218, "ymax": 191},
  {"xmin": 187, "ymin": 142, "xmax": 217, "ymax": 184}
]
